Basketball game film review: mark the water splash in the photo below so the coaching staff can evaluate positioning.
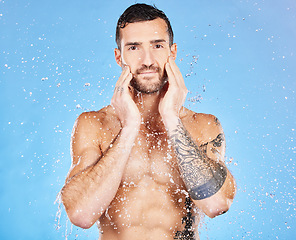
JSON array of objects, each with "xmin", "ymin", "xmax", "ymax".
[
  {"xmin": 54, "ymin": 191, "xmax": 73, "ymax": 240},
  {"xmin": 54, "ymin": 191, "xmax": 63, "ymax": 231}
]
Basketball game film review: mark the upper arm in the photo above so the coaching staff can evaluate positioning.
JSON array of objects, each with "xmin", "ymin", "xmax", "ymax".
[{"xmin": 66, "ymin": 112, "xmax": 103, "ymax": 182}]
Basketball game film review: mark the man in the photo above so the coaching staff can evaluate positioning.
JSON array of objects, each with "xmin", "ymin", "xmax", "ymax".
[{"xmin": 61, "ymin": 3, "xmax": 236, "ymax": 240}]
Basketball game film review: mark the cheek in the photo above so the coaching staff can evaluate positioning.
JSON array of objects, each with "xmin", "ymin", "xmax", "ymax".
[
  {"xmin": 158, "ymin": 59, "xmax": 167, "ymax": 72},
  {"xmin": 121, "ymin": 53, "xmax": 141, "ymax": 71},
  {"xmin": 156, "ymin": 51, "xmax": 170, "ymax": 66}
]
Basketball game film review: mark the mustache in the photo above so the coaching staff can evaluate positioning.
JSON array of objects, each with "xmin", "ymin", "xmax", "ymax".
[{"xmin": 135, "ymin": 65, "xmax": 160, "ymax": 74}]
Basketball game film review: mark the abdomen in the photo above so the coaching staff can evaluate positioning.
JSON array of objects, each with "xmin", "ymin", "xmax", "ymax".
[{"xmin": 99, "ymin": 177, "xmax": 200, "ymax": 239}]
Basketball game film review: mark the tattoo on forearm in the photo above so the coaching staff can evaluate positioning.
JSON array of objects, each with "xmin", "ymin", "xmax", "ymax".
[{"xmin": 170, "ymin": 119, "xmax": 227, "ymax": 200}]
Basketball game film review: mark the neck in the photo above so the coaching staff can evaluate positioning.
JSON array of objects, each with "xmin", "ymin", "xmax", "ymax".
[{"xmin": 133, "ymin": 90, "xmax": 162, "ymax": 124}]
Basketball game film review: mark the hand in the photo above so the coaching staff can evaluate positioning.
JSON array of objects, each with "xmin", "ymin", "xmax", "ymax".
[
  {"xmin": 111, "ymin": 66, "xmax": 141, "ymax": 130},
  {"xmin": 159, "ymin": 57, "xmax": 188, "ymax": 126}
]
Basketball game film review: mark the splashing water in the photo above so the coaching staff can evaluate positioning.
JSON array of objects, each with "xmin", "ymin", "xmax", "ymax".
[
  {"xmin": 54, "ymin": 191, "xmax": 62, "ymax": 231},
  {"xmin": 54, "ymin": 191, "xmax": 74, "ymax": 240}
]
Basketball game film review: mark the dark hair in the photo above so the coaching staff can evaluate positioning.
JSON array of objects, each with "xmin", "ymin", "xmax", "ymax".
[{"xmin": 116, "ymin": 3, "xmax": 174, "ymax": 50}]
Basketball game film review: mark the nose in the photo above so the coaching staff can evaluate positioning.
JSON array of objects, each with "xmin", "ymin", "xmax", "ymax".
[{"xmin": 141, "ymin": 48, "xmax": 155, "ymax": 67}]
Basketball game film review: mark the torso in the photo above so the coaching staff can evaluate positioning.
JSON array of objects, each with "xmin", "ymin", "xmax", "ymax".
[{"xmin": 92, "ymin": 106, "xmax": 205, "ymax": 240}]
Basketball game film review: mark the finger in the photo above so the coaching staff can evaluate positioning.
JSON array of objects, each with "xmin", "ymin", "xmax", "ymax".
[
  {"xmin": 113, "ymin": 67, "xmax": 132, "ymax": 96},
  {"xmin": 113, "ymin": 67, "xmax": 129, "ymax": 102},
  {"xmin": 117, "ymin": 74, "xmax": 133, "ymax": 101},
  {"xmin": 168, "ymin": 57, "xmax": 186, "ymax": 89},
  {"xmin": 165, "ymin": 62, "xmax": 178, "ymax": 87},
  {"xmin": 117, "ymin": 67, "xmax": 130, "ymax": 87},
  {"xmin": 115, "ymin": 66, "xmax": 130, "ymax": 88},
  {"xmin": 168, "ymin": 57, "xmax": 182, "ymax": 80},
  {"xmin": 122, "ymin": 70, "xmax": 133, "ymax": 88}
]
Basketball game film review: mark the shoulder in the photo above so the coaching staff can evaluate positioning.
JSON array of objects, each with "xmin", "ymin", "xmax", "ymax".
[
  {"xmin": 72, "ymin": 105, "xmax": 121, "ymax": 139},
  {"xmin": 180, "ymin": 107, "xmax": 223, "ymax": 145},
  {"xmin": 75, "ymin": 105, "xmax": 119, "ymax": 128},
  {"xmin": 71, "ymin": 105, "xmax": 121, "ymax": 150}
]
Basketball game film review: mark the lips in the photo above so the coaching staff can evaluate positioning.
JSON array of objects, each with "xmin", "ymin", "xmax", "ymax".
[
  {"xmin": 136, "ymin": 66, "xmax": 160, "ymax": 75},
  {"xmin": 139, "ymin": 71, "xmax": 157, "ymax": 75}
]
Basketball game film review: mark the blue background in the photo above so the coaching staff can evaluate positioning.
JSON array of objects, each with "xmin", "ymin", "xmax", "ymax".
[{"xmin": 1, "ymin": 0, "xmax": 295, "ymax": 239}]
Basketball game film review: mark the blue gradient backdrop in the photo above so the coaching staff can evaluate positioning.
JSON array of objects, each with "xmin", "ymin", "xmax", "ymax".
[{"xmin": 1, "ymin": 0, "xmax": 295, "ymax": 239}]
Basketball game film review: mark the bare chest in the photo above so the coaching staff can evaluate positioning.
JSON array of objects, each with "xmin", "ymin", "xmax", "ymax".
[
  {"xmin": 99, "ymin": 126, "xmax": 201, "ymax": 236},
  {"xmin": 121, "ymin": 130, "xmax": 183, "ymax": 186}
]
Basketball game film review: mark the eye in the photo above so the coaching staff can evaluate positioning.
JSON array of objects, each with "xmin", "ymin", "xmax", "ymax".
[
  {"xmin": 154, "ymin": 44, "xmax": 164, "ymax": 49},
  {"xmin": 128, "ymin": 45, "xmax": 138, "ymax": 51}
]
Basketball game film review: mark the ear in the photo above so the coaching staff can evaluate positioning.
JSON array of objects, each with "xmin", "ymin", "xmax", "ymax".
[
  {"xmin": 170, "ymin": 43, "xmax": 177, "ymax": 60},
  {"xmin": 114, "ymin": 48, "xmax": 122, "ymax": 67}
]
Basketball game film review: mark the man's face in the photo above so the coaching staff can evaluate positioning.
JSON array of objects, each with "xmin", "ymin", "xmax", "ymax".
[{"xmin": 115, "ymin": 18, "xmax": 177, "ymax": 94}]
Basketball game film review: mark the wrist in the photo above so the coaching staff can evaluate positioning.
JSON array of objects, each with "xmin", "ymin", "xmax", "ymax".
[
  {"xmin": 161, "ymin": 114, "xmax": 180, "ymax": 133},
  {"xmin": 121, "ymin": 122, "xmax": 140, "ymax": 137},
  {"xmin": 122, "ymin": 115, "xmax": 141, "ymax": 130}
]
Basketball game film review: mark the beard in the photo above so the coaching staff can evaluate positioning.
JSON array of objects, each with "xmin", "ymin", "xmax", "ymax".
[{"xmin": 130, "ymin": 65, "xmax": 168, "ymax": 94}]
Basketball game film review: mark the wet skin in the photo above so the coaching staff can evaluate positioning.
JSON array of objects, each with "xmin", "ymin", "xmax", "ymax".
[
  {"xmin": 87, "ymin": 106, "xmax": 203, "ymax": 239},
  {"xmin": 68, "ymin": 106, "xmax": 222, "ymax": 239},
  {"xmin": 61, "ymin": 18, "xmax": 236, "ymax": 240}
]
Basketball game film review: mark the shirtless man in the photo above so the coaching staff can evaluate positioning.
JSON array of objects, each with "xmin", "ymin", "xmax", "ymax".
[{"xmin": 61, "ymin": 3, "xmax": 236, "ymax": 240}]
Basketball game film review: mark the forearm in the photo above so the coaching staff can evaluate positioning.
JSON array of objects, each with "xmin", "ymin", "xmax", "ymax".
[
  {"xmin": 61, "ymin": 126, "xmax": 137, "ymax": 228},
  {"xmin": 165, "ymin": 117, "xmax": 227, "ymax": 200},
  {"xmin": 160, "ymin": 58, "xmax": 235, "ymax": 217}
]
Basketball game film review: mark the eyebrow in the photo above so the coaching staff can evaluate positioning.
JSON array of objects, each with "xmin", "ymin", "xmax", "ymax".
[
  {"xmin": 125, "ymin": 42, "xmax": 141, "ymax": 47},
  {"xmin": 124, "ymin": 39, "xmax": 167, "ymax": 47},
  {"xmin": 151, "ymin": 39, "xmax": 167, "ymax": 44}
]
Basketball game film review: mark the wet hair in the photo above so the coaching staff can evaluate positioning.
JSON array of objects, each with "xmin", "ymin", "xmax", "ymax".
[{"xmin": 116, "ymin": 3, "xmax": 174, "ymax": 50}]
